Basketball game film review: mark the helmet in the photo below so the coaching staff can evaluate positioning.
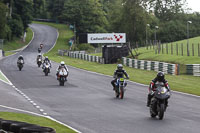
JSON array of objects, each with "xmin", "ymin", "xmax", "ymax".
[
  {"xmin": 117, "ymin": 64, "xmax": 123, "ymax": 70},
  {"xmin": 61, "ymin": 61, "xmax": 65, "ymax": 66},
  {"xmin": 19, "ymin": 55, "xmax": 23, "ymax": 57},
  {"xmin": 157, "ymin": 72, "xmax": 164, "ymax": 82},
  {"xmin": 38, "ymin": 53, "xmax": 42, "ymax": 56},
  {"xmin": 45, "ymin": 56, "xmax": 48, "ymax": 59}
]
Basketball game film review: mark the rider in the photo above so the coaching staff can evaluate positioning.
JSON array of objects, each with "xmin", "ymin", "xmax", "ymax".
[
  {"xmin": 147, "ymin": 72, "xmax": 171, "ymax": 107},
  {"xmin": 36, "ymin": 53, "xmax": 42, "ymax": 62},
  {"xmin": 111, "ymin": 64, "xmax": 129, "ymax": 90},
  {"xmin": 42, "ymin": 56, "xmax": 51, "ymax": 70},
  {"xmin": 17, "ymin": 55, "xmax": 24, "ymax": 64},
  {"xmin": 56, "ymin": 61, "xmax": 69, "ymax": 79},
  {"xmin": 38, "ymin": 44, "xmax": 43, "ymax": 53}
]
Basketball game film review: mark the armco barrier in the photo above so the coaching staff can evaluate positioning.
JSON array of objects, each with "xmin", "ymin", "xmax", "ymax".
[
  {"xmin": 122, "ymin": 57, "xmax": 179, "ymax": 75},
  {"xmin": 0, "ymin": 118, "xmax": 56, "ymax": 133},
  {"xmin": 186, "ymin": 64, "xmax": 200, "ymax": 76},
  {"xmin": 60, "ymin": 51, "xmax": 104, "ymax": 64}
]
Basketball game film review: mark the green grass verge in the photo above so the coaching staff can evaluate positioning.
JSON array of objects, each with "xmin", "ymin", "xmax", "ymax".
[
  {"xmin": 36, "ymin": 21, "xmax": 200, "ymax": 96},
  {"xmin": 4, "ymin": 51, "xmax": 16, "ymax": 56},
  {"xmin": 134, "ymin": 36, "xmax": 200, "ymax": 64},
  {"xmin": 3, "ymin": 28, "xmax": 33, "ymax": 52},
  {"xmin": 0, "ymin": 71, "xmax": 9, "ymax": 83},
  {"xmin": 0, "ymin": 112, "xmax": 76, "ymax": 133}
]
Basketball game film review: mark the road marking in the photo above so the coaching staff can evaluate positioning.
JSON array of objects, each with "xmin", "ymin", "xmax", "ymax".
[
  {"xmin": 3, "ymin": 28, "xmax": 35, "ymax": 59},
  {"xmin": 0, "ymin": 70, "xmax": 12, "ymax": 85},
  {"xmin": 46, "ymin": 116, "xmax": 82, "ymax": 133},
  {"xmin": 0, "ymin": 104, "xmax": 82, "ymax": 133},
  {"xmin": 47, "ymin": 29, "xmax": 59, "ymax": 53},
  {"xmin": 0, "ymin": 104, "xmax": 45, "ymax": 117}
]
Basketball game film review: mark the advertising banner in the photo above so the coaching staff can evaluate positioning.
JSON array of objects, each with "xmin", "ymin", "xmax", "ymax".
[{"xmin": 88, "ymin": 33, "xmax": 126, "ymax": 43}]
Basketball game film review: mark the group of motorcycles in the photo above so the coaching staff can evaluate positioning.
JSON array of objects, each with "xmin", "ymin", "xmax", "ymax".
[
  {"xmin": 17, "ymin": 44, "xmax": 68, "ymax": 86},
  {"xmin": 113, "ymin": 78, "xmax": 170, "ymax": 120},
  {"xmin": 17, "ymin": 45, "xmax": 170, "ymax": 119},
  {"xmin": 36, "ymin": 55, "xmax": 68, "ymax": 86}
]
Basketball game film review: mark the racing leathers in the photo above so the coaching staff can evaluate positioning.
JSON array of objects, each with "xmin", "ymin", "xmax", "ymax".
[{"xmin": 111, "ymin": 69, "xmax": 129, "ymax": 90}]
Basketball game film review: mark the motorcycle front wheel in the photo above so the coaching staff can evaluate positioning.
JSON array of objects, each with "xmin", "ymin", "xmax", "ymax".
[
  {"xmin": 158, "ymin": 104, "xmax": 165, "ymax": 120},
  {"xmin": 120, "ymin": 86, "xmax": 124, "ymax": 99}
]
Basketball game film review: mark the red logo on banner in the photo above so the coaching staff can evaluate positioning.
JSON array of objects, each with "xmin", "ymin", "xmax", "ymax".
[{"xmin": 114, "ymin": 35, "xmax": 123, "ymax": 41}]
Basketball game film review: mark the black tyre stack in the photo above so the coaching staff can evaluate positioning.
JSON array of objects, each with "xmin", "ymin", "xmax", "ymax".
[{"xmin": 0, "ymin": 118, "xmax": 56, "ymax": 133}]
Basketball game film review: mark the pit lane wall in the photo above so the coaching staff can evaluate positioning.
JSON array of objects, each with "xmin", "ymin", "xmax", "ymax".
[{"xmin": 122, "ymin": 57, "xmax": 179, "ymax": 75}]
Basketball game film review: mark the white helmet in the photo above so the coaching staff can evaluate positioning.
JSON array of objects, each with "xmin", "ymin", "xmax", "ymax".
[
  {"xmin": 38, "ymin": 53, "xmax": 42, "ymax": 56},
  {"xmin": 61, "ymin": 61, "xmax": 65, "ymax": 65}
]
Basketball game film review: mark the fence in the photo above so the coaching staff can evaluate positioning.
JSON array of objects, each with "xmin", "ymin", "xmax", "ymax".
[
  {"xmin": 145, "ymin": 42, "xmax": 200, "ymax": 57},
  {"xmin": 122, "ymin": 57, "xmax": 179, "ymax": 75},
  {"xmin": 186, "ymin": 64, "xmax": 200, "ymax": 76},
  {"xmin": 58, "ymin": 50, "xmax": 104, "ymax": 64}
]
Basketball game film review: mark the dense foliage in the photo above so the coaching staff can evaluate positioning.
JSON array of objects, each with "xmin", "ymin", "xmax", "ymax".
[
  {"xmin": 1, "ymin": 0, "xmax": 200, "ymax": 47},
  {"xmin": 0, "ymin": 0, "xmax": 33, "ymax": 40}
]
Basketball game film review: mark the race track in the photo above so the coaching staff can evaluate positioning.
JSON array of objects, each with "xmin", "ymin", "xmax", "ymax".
[{"xmin": 0, "ymin": 23, "xmax": 200, "ymax": 133}]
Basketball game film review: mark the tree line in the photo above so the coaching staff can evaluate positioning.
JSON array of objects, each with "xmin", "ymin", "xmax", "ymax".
[{"xmin": 1, "ymin": 0, "xmax": 200, "ymax": 46}]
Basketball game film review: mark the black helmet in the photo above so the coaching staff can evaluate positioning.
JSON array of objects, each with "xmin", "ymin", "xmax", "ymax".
[
  {"xmin": 117, "ymin": 64, "xmax": 123, "ymax": 70},
  {"xmin": 157, "ymin": 72, "xmax": 164, "ymax": 82}
]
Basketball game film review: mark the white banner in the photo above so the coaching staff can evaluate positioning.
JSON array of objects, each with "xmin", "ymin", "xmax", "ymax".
[{"xmin": 88, "ymin": 33, "xmax": 126, "ymax": 44}]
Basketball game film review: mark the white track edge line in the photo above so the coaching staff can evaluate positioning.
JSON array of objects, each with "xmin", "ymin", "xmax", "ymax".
[
  {"xmin": 0, "ymin": 70, "xmax": 12, "ymax": 85},
  {"xmin": 0, "ymin": 105, "xmax": 82, "ymax": 133},
  {"xmin": 2, "ymin": 27, "xmax": 35, "ymax": 59},
  {"xmin": 46, "ymin": 116, "xmax": 82, "ymax": 133},
  {"xmin": 0, "ymin": 104, "xmax": 45, "ymax": 117}
]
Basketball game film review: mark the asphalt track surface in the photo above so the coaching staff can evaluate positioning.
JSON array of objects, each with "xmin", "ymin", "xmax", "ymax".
[{"xmin": 1, "ymin": 24, "xmax": 200, "ymax": 133}]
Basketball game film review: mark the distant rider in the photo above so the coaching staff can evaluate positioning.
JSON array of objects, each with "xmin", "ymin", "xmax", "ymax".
[
  {"xmin": 36, "ymin": 53, "xmax": 42, "ymax": 61},
  {"xmin": 56, "ymin": 61, "xmax": 69, "ymax": 79},
  {"xmin": 38, "ymin": 43, "xmax": 43, "ymax": 53},
  {"xmin": 111, "ymin": 64, "xmax": 129, "ymax": 90},
  {"xmin": 42, "ymin": 56, "xmax": 51, "ymax": 71},
  {"xmin": 147, "ymin": 72, "xmax": 171, "ymax": 107},
  {"xmin": 17, "ymin": 55, "xmax": 24, "ymax": 65}
]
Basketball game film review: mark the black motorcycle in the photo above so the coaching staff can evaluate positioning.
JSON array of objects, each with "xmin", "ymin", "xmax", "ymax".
[
  {"xmin": 37, "ymin": 57, "xmax": 42, "ymax": 67},
  {"xmin": 149, "ymin": 83, "xmax": 171, "ymax": 120},
  {"xmin": 17, "ymin": 59, "xmax": 24, "ymax": 71}
]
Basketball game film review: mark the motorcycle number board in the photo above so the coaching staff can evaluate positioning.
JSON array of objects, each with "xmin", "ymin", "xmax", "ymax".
[{"xmin": 88, "ymin": 33, "xmax": 126, "ymax": 44}]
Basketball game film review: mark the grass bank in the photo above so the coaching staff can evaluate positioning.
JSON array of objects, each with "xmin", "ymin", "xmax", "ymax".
[
  {"xmin": 3, "ymin": 28, "xmax": 33, "ymax": 52},
  {"xmin": 0, "ymin": 112, "xmax": 76, "ymax": 133},
  {"xmin": 134, "ymin": 36, "xmax": 200, "ymax": 64},
  {"xmin": 37, "ymin": 21, "xmax": 200, "ymax": 96}
]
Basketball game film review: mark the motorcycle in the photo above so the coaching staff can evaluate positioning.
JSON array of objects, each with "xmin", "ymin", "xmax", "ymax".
[
  {"xmin": 17, "ymin": 59, "xmax": 24, "ymax": 71},
  {"xmin": 43, "ymin": 62, "xmax": 50, "ymax": 76},
  {"xmin": 57, "ymin": 68, "xmax": 68, "ymax": 86},
  {"xmin": 115, "ymin": 78, "xmax": 127, "ymax": 99},
  {"xmin": 37, "ymin": 57, "xmax": 42, "ymax": 67},
  {"xmin": 149, "ymin": 82, "xmax": 171, "ymax": 120}
]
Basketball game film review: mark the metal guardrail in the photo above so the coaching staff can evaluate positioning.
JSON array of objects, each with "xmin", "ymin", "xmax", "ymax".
[{"xmin": 58, "ymin": 50, "xmax": 104, "ymax": 64}]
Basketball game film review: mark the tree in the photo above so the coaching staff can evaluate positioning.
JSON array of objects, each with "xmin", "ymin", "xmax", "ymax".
[
  {"xmin": 13, "ymin": 0, "xmax": 33, "ymax": 30},
  {"xmin": 60, "ymin": 0, "xmax": 108, "ymax": 33},
  {"xmin": 0, "ymin": 2, "xmax": 7, "ymax": 39}
]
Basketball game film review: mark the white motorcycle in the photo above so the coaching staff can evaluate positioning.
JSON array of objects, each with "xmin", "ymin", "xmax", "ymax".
[
  {"xmin": 43, "ymin": 62, "xmax": 51, "ymax": 76},
  {"xmin": 57, "ymin": 67, "xmax": 68, "ymax": 86}
]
